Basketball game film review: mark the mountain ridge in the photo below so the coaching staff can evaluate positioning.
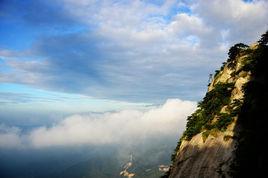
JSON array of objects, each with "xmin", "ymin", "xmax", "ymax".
[{"xmin": 164, "ymin": 31, "xmax": 268, "ymax": 178}]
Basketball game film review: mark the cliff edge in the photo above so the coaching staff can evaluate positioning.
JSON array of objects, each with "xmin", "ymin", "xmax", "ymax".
[{"xmin": 164, "ymin": 31, "xmax": 268, "ymax": 178}]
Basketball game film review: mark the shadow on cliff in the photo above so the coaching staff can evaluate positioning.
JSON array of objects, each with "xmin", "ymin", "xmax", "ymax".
[{"xmin": 231, "ymin": 44, "xmax": 268, "ymax": 178}]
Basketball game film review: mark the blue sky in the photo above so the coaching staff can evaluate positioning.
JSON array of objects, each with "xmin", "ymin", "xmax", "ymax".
[{"xmin": 0, "ymin": 0, "xmax": 268, "ymax": 114}]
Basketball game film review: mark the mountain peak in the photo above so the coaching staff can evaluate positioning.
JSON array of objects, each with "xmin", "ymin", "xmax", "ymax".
[{"xmin": 164, "ymin": 31, "xmax": 268, "ymax": 178}]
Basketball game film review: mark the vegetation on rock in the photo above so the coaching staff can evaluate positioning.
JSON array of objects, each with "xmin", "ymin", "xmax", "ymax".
[
  {"xmin": 164, "ymin": 30, "xmax": 268, "ymax": 178},
  {"xmin": 183, "ymin": 82, "xmax": 235, "ymax": 140}
]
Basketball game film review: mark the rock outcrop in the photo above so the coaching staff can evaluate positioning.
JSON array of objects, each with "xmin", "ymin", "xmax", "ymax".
[{"xmin": 165, "ymin": 32, "xmax": 268, "ymax": 178}]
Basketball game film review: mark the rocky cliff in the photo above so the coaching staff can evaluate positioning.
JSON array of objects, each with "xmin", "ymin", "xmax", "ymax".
[{"xmin": 165, "ymin": 31, "xmax": 268, "ymax": 178}]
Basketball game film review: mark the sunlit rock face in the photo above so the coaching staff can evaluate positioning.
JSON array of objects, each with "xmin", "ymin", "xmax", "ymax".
[{"xmin": 169, "ymin": 123, "xmax": 236, "ymax": 178}]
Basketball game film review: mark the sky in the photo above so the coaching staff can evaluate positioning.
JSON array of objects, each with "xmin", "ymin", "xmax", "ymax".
[{"xmin": 0, "ymin": 0, "xmax": 268, "ymax": 148}]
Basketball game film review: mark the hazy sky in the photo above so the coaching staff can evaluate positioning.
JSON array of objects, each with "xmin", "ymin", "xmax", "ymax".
[{"xmin": 0, "ymin": 0, "xmax": 268, "ymax": 147}]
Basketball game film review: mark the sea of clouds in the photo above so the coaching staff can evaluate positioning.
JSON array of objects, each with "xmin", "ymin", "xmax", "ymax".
[{"xmin": 0, "ymin": 99, "xmax": 196, "ymax": 149}]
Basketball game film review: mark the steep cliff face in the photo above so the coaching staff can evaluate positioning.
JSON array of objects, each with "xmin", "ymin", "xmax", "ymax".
[{"xmin": 166, "ymin": 32, "xmax": 268, "ymax": 178}]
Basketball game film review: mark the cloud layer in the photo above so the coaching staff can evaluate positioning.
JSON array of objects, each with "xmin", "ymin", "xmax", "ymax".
[
  {"xmin": 0, "ymin": 124, "xmax": 23, "ymax": 148},
  {"xmin": 0, "ymin": 99, "xmax": 196, "ymax": 148},
  {"xmin": 1, "ymin": 0, "xmax": 267, "ymax": 102}
]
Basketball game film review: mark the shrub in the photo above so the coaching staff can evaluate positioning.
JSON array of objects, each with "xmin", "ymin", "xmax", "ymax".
[
  {"xmin": 228, "ymin": 43, "xmax": 249, "ymax": 62},
  {"xmin": 215, "ymin": 113, "xmax": 233, "ymax": 131},
  {"xmin": 258, "ymin": 30, "xmax": 268, "ymax": 46},
  {"xmin": 214, "ymin": 70, "xmax": 220, "ymax": 77},
  {"xmin": 183, "ymin": 82, "xmax": 234, "ymax": 140},
  {"xmin": 202, "ymin": 130, "xmax": 210, "ymax": 143},
  {"xmin": 171, "ymin": 137, "xmax": 184, "ymax": 161}
]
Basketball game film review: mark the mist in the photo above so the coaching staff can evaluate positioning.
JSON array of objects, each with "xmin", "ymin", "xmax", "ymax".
[
  {"xmin": 0, "ymin": 99, "xmax": 196, "ymax": 148},
  {"xmin": 0, "ymin": 99, "xmax": 196, "ymax": 178}
]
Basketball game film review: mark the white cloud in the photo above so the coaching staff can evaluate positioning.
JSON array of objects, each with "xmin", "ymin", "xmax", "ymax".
[
  {"xmin": 55, "ymin": 0, "xmax": 268, "ymax": 80},
  {"xmin": 0, "ymin": 99, "xmax": 196, "ymax": 148},
  {"xmin": 1, "ymin": 0, "xmax": 267, "ymax": 102},
  {"xmin": 168, "ymin": 13, "xmax": 209, "ymax": 37},
  {"xmin": 29, "ymin": 99, "xmax": 196, "ymax": 147},
  {"xmin": 0, "ymin": 124, "xmax": 23, "ymax": 148},
  {"xmin": 193, "ymin": 0, "xmax": 268, "ymax": 45}
]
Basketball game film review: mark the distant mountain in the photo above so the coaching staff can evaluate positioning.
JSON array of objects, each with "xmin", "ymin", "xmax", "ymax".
[
  {"xmin": 55, "ymin": 155, "xmax": 121, "ymax": 178},
  {"xmin": 165, "ymin": 31, "xmax": 268, "ymax": 178},
  {"xmin": 56, "ymin": 146, "xmax": 169, "ymax": 178},
  {"xmin": 0, "ymin": 138, "xmax": 174, "ymax": 178}
]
